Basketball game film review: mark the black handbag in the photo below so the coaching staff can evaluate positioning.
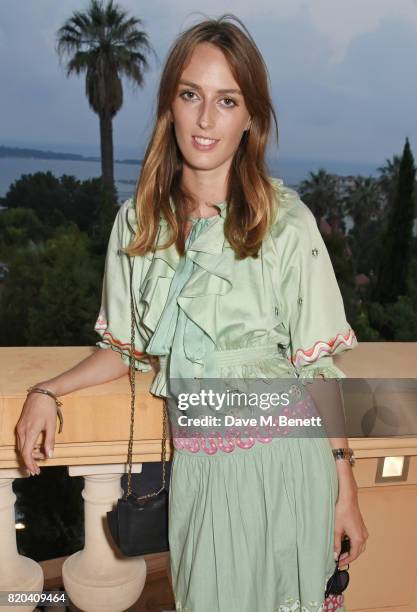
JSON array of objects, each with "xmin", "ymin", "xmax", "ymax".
[{"xmin": 106, "ymin": 254, "xmax": 169, "ymax": 557}]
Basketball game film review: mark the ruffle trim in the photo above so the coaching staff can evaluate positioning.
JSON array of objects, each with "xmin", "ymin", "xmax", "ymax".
[
  {"xmin": 95, "ymin": 336, "xmax": 153, "ymax": 373},
  {"xmin": 96, "ymin": 330, "xmax": 147, "ymax": 359},
  {"xmin": 291, "ymin": 328, "xmax": 357, "ymax": 369},
  {"xmin": 149, "ymin": 356, "xmax": 169, "ymax": 397},
  {"xmin": 94, "ymin": 302, "xmax": 151, "ymax": 367},
  {"xmin": 128, "ymin": 177, "xmax": 295, "ymax": 354}
]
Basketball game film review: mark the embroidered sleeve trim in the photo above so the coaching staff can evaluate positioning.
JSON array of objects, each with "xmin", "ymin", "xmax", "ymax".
[
  {"xmin": 291, "ymin": 327, "xmax": 357, "ymax": 369},
  {"xmin": 94, "ymin": 313, "xmax": 107, "ymax": 331},
  {"xmin": 99, "ymin": 330, "xmax": 149, "ymax": 360},
  {"xmin": 94, "ymin": 309, "xmax": 149, "ymax": 361}
]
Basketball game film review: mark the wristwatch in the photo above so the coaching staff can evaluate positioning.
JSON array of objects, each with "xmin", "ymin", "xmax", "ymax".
[{"xmin": 332, "ymin": 447, "xmax": 355, "ymax": 467}]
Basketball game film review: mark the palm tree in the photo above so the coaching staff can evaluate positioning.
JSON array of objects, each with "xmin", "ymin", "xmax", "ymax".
[
  {"xmin": 343, "ymin": 176, "xmax": 383, "ymax": 276},
  {"xmin": 56, "ymin": 0, "xmax": 156, "ymax": 193},
  {"xmin": 377, "ymin": 154, "xmax": 401, "ymax": 204},
  {"xmin": 344, "ymin": 176, "xmax": 382, "ymax": 230},
  {"xmin": 298, "ymin": 168, "xmax": 341, "ymax": 227}
]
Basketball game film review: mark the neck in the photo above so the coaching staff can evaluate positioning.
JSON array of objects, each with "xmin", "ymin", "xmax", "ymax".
[{"xmin": 180, "ymin": 167, "xmax": 228, "ymax": 216}]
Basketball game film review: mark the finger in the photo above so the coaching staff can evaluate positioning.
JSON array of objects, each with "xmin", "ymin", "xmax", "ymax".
[
  {"xmin": 21, "ymin": 431, "xmax": 41, "ymax": 475},
  {"xmin": 333, "ymin": 532, "xmax": 343, "ymax": 560},
  {"xmin": 339, "ymin": 541, "xmax": 360, "ymax": 566},
  {"xmin": 43, "ymin": 427, "xmax": 56, "ymax": 459},
  {"xmin": 17, "ymin": 431, "xmax": 31, "ymax": 473},
  {"xmin": 17, "ymin": 430, "xmax": 26, "ymax": 456}
]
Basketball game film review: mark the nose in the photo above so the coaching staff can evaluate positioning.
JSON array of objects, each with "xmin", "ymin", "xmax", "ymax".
[{"xmin": 198, "ymin": 99, "xmax": 215, "ymax": 129}]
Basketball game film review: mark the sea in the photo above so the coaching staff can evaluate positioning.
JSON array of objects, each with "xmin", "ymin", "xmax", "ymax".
[{"xmin": 0, "ymin": 154, "xmax": 381, "ymax": 205}]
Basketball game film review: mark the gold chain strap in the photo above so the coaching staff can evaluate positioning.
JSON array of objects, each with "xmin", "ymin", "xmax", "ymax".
[{"xmin": 125, "ymin": 259, "xmax": 167, "ymax": 500}]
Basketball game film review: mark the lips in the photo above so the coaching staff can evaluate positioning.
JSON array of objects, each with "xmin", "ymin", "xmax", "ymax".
[{"xmin": 192, "ymin": 135, "xmax": 219, "ymax": 151}]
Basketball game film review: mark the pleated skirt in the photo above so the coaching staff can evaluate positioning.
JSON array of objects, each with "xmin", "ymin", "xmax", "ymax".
[{"xmin": 167, "ymin": 435, "xmax": 346, "ymax": 612}]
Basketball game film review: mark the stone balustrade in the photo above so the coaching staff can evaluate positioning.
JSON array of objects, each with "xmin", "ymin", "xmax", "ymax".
[{"xmin": 1, "ymin": 343, "xmax": 417, "ymax": 612}]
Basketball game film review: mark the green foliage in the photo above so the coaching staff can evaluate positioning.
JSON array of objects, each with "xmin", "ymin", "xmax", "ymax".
[
  {"xmin": 0, "ymin": 208, "xmax": 47, "ymax": 256},
  {"xmin": 0, "ymin": 171, "xmax": 122, "ymax": 347},
  {"xmin": 385, "ymin": 297, "xmax": 417, "ymax": 340},
  {"xmin": 91, "ymin": 182, "xmax": 120, "ymax": 252},
  {"xmin": 0, "ymin": 223, "xmax": 103, "ymax": 347},
  {"xmin": 299, "ymin": 168, "xmax": 341, "ymax": 224},
  {"xmin": 322, "ymin": 232, "xmax": 354, "ymax": 288},
  {"xmin": 366, "ymin": 297, "xmax": 417, "ymax": 341},
  {"xmin": 27, "ymin": 224, "xmax": 103, "ymax": 345},
  {"xmin": 298, "ymin": 149, "xmax": 417, "ymax": 341},
  {"xmin": 373, "ymin": 138, "xmax": 416, "ymax": 304},
  {"xmin": 343, "ymin": 175, "xmax": 387, "ymax": 276},
  {"xmin": 350, "ymin": 306, "xmax": 381, "ymax": 342},
  {"xmin": 5, "ymin": 171, "xmax": 106, "ymax": 236},
  {"xmin": 347, "ymin": 220, "xmax": 384, "ymax": 276}
]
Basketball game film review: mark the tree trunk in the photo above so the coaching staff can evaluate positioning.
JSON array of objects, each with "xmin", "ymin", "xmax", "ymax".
[{"xmin": 99, "ymin": 111, "xmax": 115, "ymax": 193}]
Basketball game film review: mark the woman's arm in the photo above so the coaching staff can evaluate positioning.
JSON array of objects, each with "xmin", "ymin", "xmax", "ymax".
[
  {"xmin": 305, "ymin": 376, "xmax": 358, "ymax": 500},
  {"xmin": 305, "ymin": 375, "xmax": 368, "ymax": 567},
  {"xmin": 16, "ymin": 198, "xmax": 151, "ymax": 475},
  {"xmin": 16, "ymin": 348, "xmax": 128, "ymax": 476},
  {"xmin": 35, "ymin": 346, "xmax": 129, "ymax": 396}
]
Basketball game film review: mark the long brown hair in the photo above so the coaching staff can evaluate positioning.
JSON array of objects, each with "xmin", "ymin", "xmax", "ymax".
[{"xmin": 125, "ymin": 14, "xmax": 280, "ymax": 260}]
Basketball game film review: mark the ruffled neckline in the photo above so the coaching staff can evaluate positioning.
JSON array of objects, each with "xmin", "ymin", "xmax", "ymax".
[
  {"xmin": 130, "ymin": 176, "xmax": 295, "ymax": 364},
  {"xmin": 169, "ymin": 196, "xmax": 228, "ymax": 223}
]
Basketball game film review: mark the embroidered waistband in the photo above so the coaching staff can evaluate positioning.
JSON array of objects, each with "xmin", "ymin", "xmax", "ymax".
[{"xmin": 204, "ymin": 343, "xmax": 281, "ymax": 373}]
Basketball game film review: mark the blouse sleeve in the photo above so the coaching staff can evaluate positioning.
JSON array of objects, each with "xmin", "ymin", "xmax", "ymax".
[
  {"xmin": 278, "ymin": 199, "xmax": 358, "ymax": 382},
  {"xmin": 93, "ymin": 199, "xmax": 152, "ymax": 372}
]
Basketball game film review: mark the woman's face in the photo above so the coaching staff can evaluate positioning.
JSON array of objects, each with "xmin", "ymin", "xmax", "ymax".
[{"xmin": 170, "ymin": 42, "xmax": 251, "ymax": 173}]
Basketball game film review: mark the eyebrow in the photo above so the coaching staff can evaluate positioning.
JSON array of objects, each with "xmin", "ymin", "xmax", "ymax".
[{"xmin": 178, "ymin": 79, "xmax": 243, "ymax": 96}]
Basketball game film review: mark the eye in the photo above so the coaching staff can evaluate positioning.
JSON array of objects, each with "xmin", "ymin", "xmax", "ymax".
[
  {"xmin": 179, "ymin": 90, "xmax": 198, "ymax": 101},
  {"xmin": 179, "ymin": 90, "xmax": 238, "ymax": 108},
  {"xmin": 221, "ymin": 97, "xmax": 238, "ymax": 108}
]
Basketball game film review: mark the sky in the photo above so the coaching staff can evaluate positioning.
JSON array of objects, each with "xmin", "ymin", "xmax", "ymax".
[{"xmin": 0, "ymin": 0, "xmax": 416, "ymax": 166}]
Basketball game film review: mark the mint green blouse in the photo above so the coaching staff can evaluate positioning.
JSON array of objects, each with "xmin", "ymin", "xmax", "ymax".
[
  {"xmin": 145, "ymin": 213, "xmax": 221, "ymax": 396},
  {"xmin": 94, "ymin": 178, "xmax": 358, "ymax": 395}
]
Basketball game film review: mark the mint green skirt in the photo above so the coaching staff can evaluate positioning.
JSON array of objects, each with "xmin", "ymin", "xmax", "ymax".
[{"xmin": 168, "ymin": 436, "xmax": 346, "ymax": 612}]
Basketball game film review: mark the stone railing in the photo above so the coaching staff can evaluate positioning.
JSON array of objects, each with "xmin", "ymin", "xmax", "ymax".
[{"xmin": 1, "ymin": 343, "xmax": 417, "ymax": 612}]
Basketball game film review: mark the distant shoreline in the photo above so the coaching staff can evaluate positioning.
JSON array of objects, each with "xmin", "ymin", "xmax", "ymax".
[{"xmin": 0, "ymin": 145, "xmax": 142, "ymax": 166}]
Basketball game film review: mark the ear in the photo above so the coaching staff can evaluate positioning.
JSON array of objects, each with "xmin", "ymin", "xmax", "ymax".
[{"xmin": 245, "ymin": 117, "xmax": 252, "ymax": 131}]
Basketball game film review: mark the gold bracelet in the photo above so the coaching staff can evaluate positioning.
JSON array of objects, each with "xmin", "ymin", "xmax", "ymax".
[{"xmin": 26, "ymin": 386, "xmax": 64, "ymax": 434}]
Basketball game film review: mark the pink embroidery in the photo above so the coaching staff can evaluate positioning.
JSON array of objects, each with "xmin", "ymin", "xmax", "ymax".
[
  {"xmin": 100, "ymin": 330, "xmax": 149, "ymax": 359},
  {"xmin": 292, "ymin": 328, "xmax": 357, "ymax": 369},
  {"xmin": 94, "ymin": 309, "xmax": 148, "ymax": 360},
  {"xmin": 172, "ymin": 397, "xmax": 317, "ymax": 455},
  {"xmin": 323, "ymin": 591, "xmax": 344, "ymax": 611},
  {"xmin": 94, "ymin": 308, "xmax": 107, "ymax": 331}
]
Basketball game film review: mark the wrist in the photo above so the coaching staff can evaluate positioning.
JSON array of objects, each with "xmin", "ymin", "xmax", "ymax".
[
  {"xmin": 27, "ymin": 383, "xmax": 64, "ymax": 434},
  {"xmin": 337, "ymin": 487, "xmax": 358, "ymax": 503},
  {"xmin": 336, "ymin": 461, "xmax": 358, "ymax": 499},
  {"xmin": 34, "ymin": 380, "xmax": 61, "ymax": 397}
]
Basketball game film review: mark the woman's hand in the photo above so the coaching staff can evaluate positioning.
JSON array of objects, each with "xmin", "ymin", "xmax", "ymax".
[
  {"xmin": 334, "ymin": 491, "xmax": 369, "ymax": 567},
  {"xmin": 16, "ymin": 392, "xmax": 58, "ymax": 476}
]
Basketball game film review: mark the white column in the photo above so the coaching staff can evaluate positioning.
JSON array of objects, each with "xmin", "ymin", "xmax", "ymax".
[
  {"xmin": 63, "ymin": 464, "xmax": 146, "ymax": 612},
  {"xmin": 0, "ymin": 469, "xmax": 44, "ymax": 612}
]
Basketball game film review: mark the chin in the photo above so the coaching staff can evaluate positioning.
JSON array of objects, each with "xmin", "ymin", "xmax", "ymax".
[{"xmin": 182, "ymin": 154, "xmax": 222, "ymax": 171}]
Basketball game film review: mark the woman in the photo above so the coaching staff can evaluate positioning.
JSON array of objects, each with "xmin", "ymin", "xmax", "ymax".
[{"xmin": 17, "ymin": 15, "xmax": 368, "ymax": 612}]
